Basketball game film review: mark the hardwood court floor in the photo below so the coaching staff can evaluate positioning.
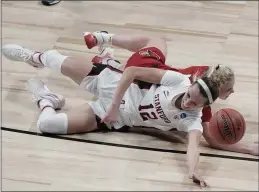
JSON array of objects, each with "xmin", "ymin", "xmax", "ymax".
[{"xmin": 1, "ymin": 1, "xmax": 258, "ymax": 191}]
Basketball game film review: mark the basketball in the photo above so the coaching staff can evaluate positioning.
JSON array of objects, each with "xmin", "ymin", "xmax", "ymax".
[{"xmin": 209, "ymin": 108, "xmax": 246, "ymax": 145}]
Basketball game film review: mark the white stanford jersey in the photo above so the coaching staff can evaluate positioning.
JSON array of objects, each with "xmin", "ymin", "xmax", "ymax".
[
  {"xmin": 82, "ymin": 64, "xmax": 203, "ymax": 133},
  {"xmin": 121, "ymin": 70, "xmax": 203, "ymax": 133}
]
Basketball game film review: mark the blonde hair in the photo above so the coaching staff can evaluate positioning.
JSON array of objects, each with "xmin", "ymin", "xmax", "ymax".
[
  {"xmin": 207, "ymin": 64, "xmax": 234, "ymax": 88},
  {"xmin": 192, "ymin": 64, "xmax": 234, "ymax": 88}
]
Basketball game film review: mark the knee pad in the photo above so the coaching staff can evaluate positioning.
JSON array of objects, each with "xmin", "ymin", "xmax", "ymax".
[{"xmin": 37, "ymin": 113, "xmax": 68, "ymax": 134}]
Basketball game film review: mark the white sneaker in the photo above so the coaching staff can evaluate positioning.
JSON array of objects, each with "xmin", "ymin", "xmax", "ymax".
[
  {"xmin": 27, "ymin": 78, "xmax": 65, "ymax": 110},
  {"xmin": 2, "ymin": 44, "xmax": 44, "ymax": 68}
]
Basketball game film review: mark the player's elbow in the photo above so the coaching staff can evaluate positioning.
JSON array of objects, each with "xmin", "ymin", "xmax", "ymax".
[{"xmin": 124, "ymin": 66, "xmax": 138, "ymax": 77}]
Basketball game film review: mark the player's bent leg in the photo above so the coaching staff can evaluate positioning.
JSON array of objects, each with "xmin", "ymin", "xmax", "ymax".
[
  {"xmin": 42, "ymin": 47, "xmax": 115, "ymax": 84},
  {"xmin": 31, "ymin": 50, "xmax": 95, "ymax": 85},
  {"xmin": 84, "ymin": 31, "xmax": 148, "ymax": 51},
  {"xmin": 28, "ymin": 77, "xmax": 98, "ymax": 134},
  {"xmin": 113, "ymin": 35, "xmax": 168, "ymax": 58},
  {"xmin": 37, "ymin": 104, "xmax": 98, "ymax": 134},
  {"xmin": 2, "ymin": 44, "xmax": 98, "ymax": 85},
  {"xmin": 83, "ymin": 31, "xmax": 168, "ymax": 58}
]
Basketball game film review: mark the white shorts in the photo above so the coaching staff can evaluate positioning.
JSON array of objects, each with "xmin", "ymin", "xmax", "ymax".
[{"xmin": 79, "ymin": 61, "xmax": 133, "ymax": 130}]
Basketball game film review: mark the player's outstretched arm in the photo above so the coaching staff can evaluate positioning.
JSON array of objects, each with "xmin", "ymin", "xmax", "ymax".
[
  {"xmin": 187, "ymin": 129, "xmax": 207, "ymax": 187},
  {"xmin": 202, "ymin": 122, "xmax": 258, "ymax": 156}
]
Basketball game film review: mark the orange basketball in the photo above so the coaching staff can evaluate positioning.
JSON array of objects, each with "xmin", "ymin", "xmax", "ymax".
[{"xmin": 208, "ymin": 108, "xmax": 246, "ymax": 145}]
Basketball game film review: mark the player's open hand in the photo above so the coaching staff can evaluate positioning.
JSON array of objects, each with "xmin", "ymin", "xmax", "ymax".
[
  {"xmin": 189, "ymin": 172, "xmax": 207, "ymax": 188},
  {"xmin": 101, "ymin": 105, "xmax": 119, "ymax": 124}
]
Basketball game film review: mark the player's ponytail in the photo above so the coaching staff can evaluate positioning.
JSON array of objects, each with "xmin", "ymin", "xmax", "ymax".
[{"xmin": 208, "ymin": 64, "xmax": 234, "ymax": 88}]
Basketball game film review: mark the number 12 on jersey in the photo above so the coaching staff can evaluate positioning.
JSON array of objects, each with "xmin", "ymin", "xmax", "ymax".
[{"xmin": 138, "ymin": 104, "xmax": 158, "ymax": 121}]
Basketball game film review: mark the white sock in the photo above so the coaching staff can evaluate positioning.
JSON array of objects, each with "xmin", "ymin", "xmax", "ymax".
[
  {"xmin": 32, "ymin": 50, "xmax": 68, "ymax": 73},
  {"xmin": 39, "ymin": 99, "xmax": 54, "ymax": 110},
  {"xmin": 37, "ymin": 99, "xmax": 68, "ymax": 134},
  {"xmin": 32, "ymin": 52, "xmax": 43, "ymax": 64}
]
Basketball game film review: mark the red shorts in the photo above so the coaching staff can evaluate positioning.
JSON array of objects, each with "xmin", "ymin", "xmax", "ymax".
[
  {"xmin": 126, "ymin": 46, "xmax": 209, "ymax": 78},
  {"xmin": 126, "ymin": 47, "xmax": 174, "ymax": 70}
]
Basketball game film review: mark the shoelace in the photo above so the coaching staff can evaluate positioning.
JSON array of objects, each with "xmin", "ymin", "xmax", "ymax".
[{"xmin": 13, "ymin": 48, "xmax": 31, "ymax": 61}]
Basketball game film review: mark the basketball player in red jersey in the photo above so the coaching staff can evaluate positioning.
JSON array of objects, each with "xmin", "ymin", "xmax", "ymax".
[{"xmin": 84, "ymin": 31, "xmax": 257, "ymax": 158}]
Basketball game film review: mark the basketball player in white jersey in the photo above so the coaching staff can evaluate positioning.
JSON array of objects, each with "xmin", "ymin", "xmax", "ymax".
[
  {"xmin": 2, "ymin": 31, "xmax": 258, "ymax": 186},
  {"xmin": 3, "ymin": 42, "xmax": 221, "ymax": 186}
]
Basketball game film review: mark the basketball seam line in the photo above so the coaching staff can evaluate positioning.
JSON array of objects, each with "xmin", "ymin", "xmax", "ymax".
[
  {"xmin": 222, "ymin": 109, "xmax": 236, "ymax": 142},
  {"xmin": 235, "ymin": 110, "xmax": 246, "ymax": 135},
  {"xmin": 216, "ymin": 111, "xmax": 226, "ymax": 141}
]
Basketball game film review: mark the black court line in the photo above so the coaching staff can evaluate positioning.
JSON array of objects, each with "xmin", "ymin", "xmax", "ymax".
[{"xmin": 1, "ymin": 126, "xmax": 258, "ymax": 162}]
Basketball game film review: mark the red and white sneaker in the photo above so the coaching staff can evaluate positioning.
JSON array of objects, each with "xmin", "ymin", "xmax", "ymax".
[
  {"xmin": 83, "ymin": 31, "xmax": 112, "ymax": 49},
  {"xmin": 91, "ymin": 47, "xmax": 115, "ymax": 64}
]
